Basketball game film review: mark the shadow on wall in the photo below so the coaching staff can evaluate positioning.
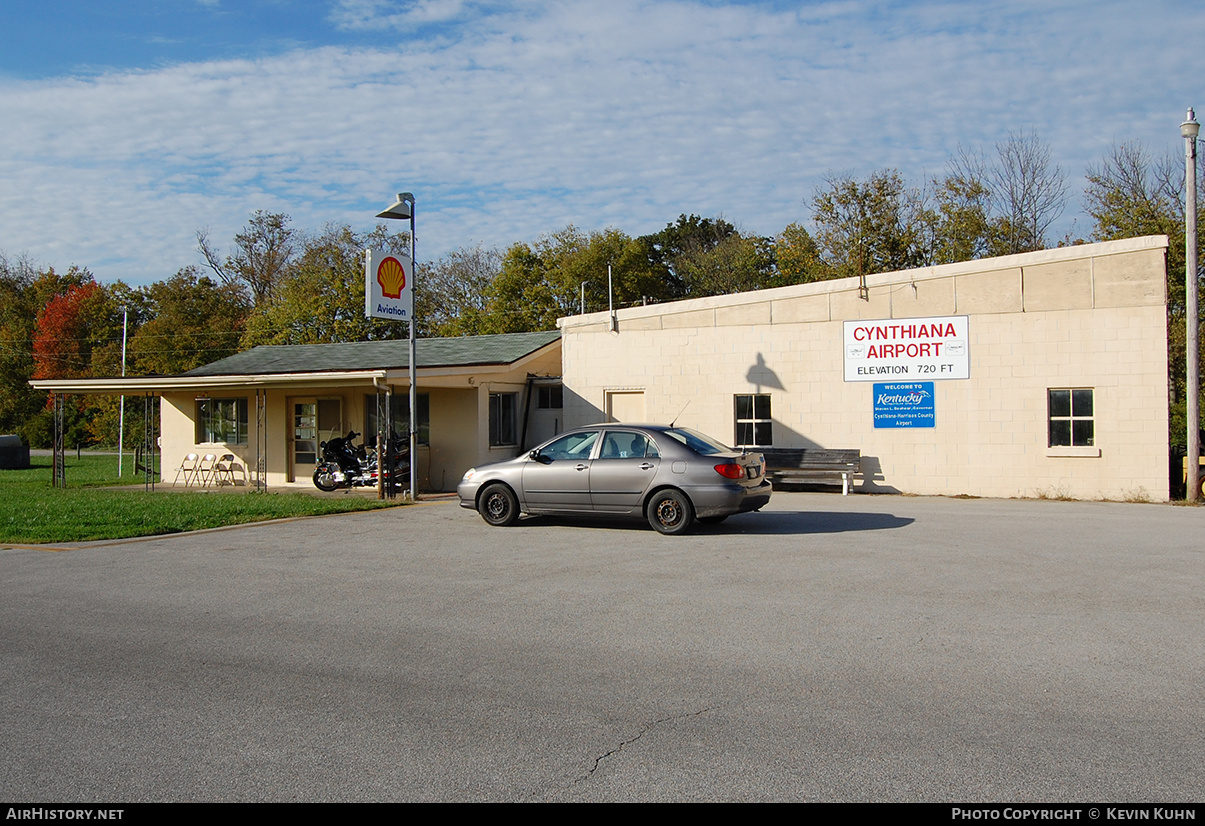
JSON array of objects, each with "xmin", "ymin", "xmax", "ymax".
[
  {"xmin": 745, "ymin": 353, "xmax": 786, "ymax": 391},
  {"xmin": 742, "ymin": 352, "xmax": 900, "ymax": 494},
  {"xmin": 562, "ymin": 385, "xmax": 602, "ymax": 426},
  {"xmin": 854, "ymin": 455, "xmax": 899, "ymax": 494}
]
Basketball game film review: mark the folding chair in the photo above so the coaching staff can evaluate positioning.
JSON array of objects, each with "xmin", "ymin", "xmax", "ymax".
[
  {"xmin": 172, "ymin": 453, "xmax": 199, "ymax": 487},
  {"xmin": 196, "ymin": 453, "xmax": 218, "ymax": 487},
  {"xmin": 213, "ymin": 454, "xmax": 245, "ymax": 487}
]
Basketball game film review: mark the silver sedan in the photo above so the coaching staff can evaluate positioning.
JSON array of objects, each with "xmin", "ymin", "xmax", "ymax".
[{"xmin": 457, "ymin": 424, "xmax": 772, "ymax": 535}]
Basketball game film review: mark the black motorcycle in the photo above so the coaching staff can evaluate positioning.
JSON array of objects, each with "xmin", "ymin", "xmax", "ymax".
[{"xmin": 313, "ymin": 430, "xmax": 407, "ymax": 491}]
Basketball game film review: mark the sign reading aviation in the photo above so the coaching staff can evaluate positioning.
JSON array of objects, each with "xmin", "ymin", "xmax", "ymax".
[
  {"xmin": 873, "ymin": 382, "xmax": 935, "ymax": 428},
  {"xmin": 844, "ymin": 315, "xmax": 969, "ymax": 382},
  {"xmin": 365, "ymin": 249, "xmax": 413, "ymax": 322}
]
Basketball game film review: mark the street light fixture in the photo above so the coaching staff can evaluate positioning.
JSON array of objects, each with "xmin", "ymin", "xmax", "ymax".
[
  {"xmin": 1182, "ymin": 110, "xmax": 1200, "ymax": 501},
  {"xmin": 376, "ymin": 192, "xmax": 418, "ymax": 503}
]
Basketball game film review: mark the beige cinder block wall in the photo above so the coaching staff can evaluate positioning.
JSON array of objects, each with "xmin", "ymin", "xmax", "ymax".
[{"xmin": 558, "ymin": 236, "xmax": 1170, "ymax": 500}]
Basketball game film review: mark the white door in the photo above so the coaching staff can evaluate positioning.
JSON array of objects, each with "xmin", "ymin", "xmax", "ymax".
[{"xmin": 604, "ymin": 390, "xmax": 645, "ymax": 423}]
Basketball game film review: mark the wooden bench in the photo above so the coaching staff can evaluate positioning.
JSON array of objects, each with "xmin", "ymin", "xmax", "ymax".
[{"xmin": 760, "ymin": 448, "xmax": 861, "ymax": 495}]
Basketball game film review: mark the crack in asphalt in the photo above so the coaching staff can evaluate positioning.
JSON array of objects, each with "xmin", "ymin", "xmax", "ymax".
[{"xmin": 548, "ymin": 706, "xmax": 714, "ymax": 797}]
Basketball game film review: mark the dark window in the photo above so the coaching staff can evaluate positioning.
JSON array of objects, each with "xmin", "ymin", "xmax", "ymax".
[
  {"xmin": 196, "ymin": 398, "xmax": 248, "ymax": 445},
  {"xmin": 490, "ymin": 393, "xmax": 518, "ymax": 447},
  {"xmin": 365, "ymin": 393, "xmax": 429, "ymax": 447},
  {"xmin": 1048, "ymin": 389, "xmax": 1094, "ymax": 447},
  {"xmin": 734, "ymin": 394, "xmax": 773, "ymax": 447},
  {"xmin": 537, "ymin": 385, "xmax": 563, "ymax": 409}
]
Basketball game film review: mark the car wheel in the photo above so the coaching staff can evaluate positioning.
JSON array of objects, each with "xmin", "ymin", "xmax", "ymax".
[
  {"xmin": 698, "ymin": 515, "xmax": 728, "ymax": 525},
  {"xmin": 647, "ymin": 489, "xmax": 693, "ymax": 535},
  {"xmin": 479, "ymin": 483, "xmax": 519, "ymax": 527},
  {"xmin": 313, "ymin": 465, "xmax": 339, "ymax": 492}
]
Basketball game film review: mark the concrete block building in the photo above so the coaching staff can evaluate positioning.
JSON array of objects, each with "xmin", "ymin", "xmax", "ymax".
[{"xmin": 557, "ymin": 236, "xmax": 1170, "ymax": 500}]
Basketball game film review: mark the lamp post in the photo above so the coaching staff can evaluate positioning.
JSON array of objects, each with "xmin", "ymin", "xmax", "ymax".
[
  {"xmin": 1183, "ymin": 110, "xmax": 1200, "ymax": 501},
  {"xmin": 376, "ymin": 192, "xmax": 418, "ymax": 503}
]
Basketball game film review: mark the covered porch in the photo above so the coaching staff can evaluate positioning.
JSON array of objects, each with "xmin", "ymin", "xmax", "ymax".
[{"xmin": 30, "ymin": 331, "xmax": 563, "ymax": 495}]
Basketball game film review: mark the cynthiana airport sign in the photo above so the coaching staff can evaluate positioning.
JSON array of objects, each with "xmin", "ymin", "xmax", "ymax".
[{"xmin": 844, "ymin": 315, "xmax": 969, "ymax": 382}]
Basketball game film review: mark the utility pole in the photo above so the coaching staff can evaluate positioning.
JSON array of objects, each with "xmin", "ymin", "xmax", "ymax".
[{"xmin": 1182, "ymin": 108, "xmax": 1200, "ymax": 501}]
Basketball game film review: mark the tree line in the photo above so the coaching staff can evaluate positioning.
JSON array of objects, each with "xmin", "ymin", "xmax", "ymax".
[{"xmin": 1, "ymin": 131, "xmax": 1202, "ymax": 450}]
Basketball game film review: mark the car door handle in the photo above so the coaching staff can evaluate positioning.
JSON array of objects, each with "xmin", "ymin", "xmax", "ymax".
[
  {"xmin": 640, "ymin": 463, "xmax": 654, "ymax": 470},
  {"xmin": 574, "ymin": 463, "xmax": 588, "ymax": 471}
]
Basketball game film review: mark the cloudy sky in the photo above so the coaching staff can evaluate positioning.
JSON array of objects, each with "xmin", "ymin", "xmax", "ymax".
[{"xmin": 1, "ymin": 0, "xmax": 1199, "ymax": 285}]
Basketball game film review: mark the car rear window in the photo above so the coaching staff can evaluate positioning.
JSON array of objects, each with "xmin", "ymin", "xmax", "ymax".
[{"xmin": 660, "ymin": 428, "xmax": 731, "ymax": 455}]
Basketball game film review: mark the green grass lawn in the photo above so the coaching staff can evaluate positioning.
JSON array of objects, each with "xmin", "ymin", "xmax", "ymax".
[{"xmin": 0, "ymin": 454, "xmax": 400, "ymax": 544}]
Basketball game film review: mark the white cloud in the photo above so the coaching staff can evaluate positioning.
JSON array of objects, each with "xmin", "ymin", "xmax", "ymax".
[
  {"xmin": 329, "ymin": 0, "xmax": 477, "ymax": 30},
  {"xmin": 1, "ymin": 0, "xmax": 1202, "ymax": 284}
]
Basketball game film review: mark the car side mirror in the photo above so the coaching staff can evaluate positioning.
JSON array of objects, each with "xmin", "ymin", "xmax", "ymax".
[{"xmin": 530, "ymin": 450, "xmax": 553, "ymax": 465}]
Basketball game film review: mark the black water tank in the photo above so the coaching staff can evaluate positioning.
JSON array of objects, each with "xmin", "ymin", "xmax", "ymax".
[{"xmin": 0, "ymin": 435, "xmax": 30, "ymax": 469}]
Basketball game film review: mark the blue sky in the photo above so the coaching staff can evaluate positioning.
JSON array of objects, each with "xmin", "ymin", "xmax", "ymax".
[{"xmin": 1, "ymin": 0, "xmax": 1201, "ymax": 285}]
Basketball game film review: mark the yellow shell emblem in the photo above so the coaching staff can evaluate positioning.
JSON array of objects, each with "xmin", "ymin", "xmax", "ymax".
[{"xmin": 376, "ymin": 256, "xmax": 407, "ymax": 299}]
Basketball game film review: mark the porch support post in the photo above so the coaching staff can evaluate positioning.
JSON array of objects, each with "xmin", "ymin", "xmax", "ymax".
[
  {"xmin": 142, "ymin": 392, "xmax": 157, "ymax": 491},
  {"xmin": 255, "ymin": 389, "xmax": 268, "ymax": 491},
  {"xmin": 52, "ymin": 393, "xmax": 66, "ymax": 488}
]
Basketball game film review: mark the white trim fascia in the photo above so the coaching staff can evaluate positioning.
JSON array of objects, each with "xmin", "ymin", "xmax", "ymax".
[{"xmin": 29, "ymin": 370, "xmax": 389, "ymax": 395}]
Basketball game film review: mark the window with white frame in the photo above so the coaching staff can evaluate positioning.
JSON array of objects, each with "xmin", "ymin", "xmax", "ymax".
[
  {"xmin": 490, "ymin": 392, "xmax": 518, "ymax": 447},
  {"xmin": 734, "ymin": 394, "xmax": 772, "ymax": 447},
  {"xmin": 196, "ymin": 398, "xmax": 248, "ymax": 445},
  {"xmin": 1048, "ymin": 389, "xmax": 1094, "ymax": 447}
]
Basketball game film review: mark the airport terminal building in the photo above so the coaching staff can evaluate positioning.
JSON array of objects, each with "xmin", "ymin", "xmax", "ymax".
[{"xmin": 558, "ymin": 235, "xmax": 1171, "ymax": 500}]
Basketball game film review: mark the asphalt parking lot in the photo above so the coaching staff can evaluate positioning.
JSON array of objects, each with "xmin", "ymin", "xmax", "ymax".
[{"xmin": 2, "ymin": 492, "xmax": 1202, "ymax": 802}]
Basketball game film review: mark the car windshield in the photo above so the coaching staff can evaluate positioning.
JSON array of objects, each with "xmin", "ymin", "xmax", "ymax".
[{"xmin": 659, "ymin": 427, "xmax": 731, "ymax": 455}]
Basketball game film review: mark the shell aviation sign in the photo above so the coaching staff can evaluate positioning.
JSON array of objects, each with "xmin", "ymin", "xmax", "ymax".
[{"xmin": 365, "ymin": 249, "xmax": 414, "ymax": 322}]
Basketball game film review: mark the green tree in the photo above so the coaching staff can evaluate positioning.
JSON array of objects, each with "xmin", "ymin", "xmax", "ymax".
[
  {"xmin": 478, "ymin": 242, "xmax": 562, "ymax": 333},
  {"xmin": 198, "ymin": 211, "xmax": 297, "ymax": 305},
  {"xmin": 923, "ymin": 155, "xmax": 995, "ymax": 264},
  {"xmin": 1084, "ymin": 141, "xmax": 1201, "ymax": 454},
  {"xmin": 241, "ymin": 223, "xmax": 410, "ymax": 346},
  {"xmin": 466, "ymin": 226, "xmax": 664, "ymax": 333},
  {"xmin": 811, "ymin": 170, "xmax": 927, "ymax": 279},
  {"xmin": 638, "ymin": 214, "xmax": 738, "ymax": 300},
  {"xmin": 131, "ymin": 267, "xmax": 248, "ymax": 373},
  {"xmin": 416, "ymin": 244, "xmax": 502, "ymax": 337},
  {"xmin": 773, "ymin": 222, "xmax": 831, "ymax": 285},
  {"xmin": 673, "ymin": 231, "xmax": 776, "ymax": 296},
  {"xmin": 0, "ymin": 253, "xmax": 43, "ymax": 440}
]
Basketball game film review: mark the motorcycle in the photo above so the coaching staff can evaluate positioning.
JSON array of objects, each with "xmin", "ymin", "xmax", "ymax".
[{"xmin": 312, "ymin": 430, "xmax": 408, "ymax": 491}]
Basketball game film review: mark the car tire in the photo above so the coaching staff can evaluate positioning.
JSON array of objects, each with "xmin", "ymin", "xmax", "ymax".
[
  {"xmin": 313, "ymin": 465, "xmax": 339, "ymax": 492},
  {"xmin": 698, "ymin": 515, "xmax": 728, "ymax": 525},
  {"xmin": 479, "ymin": 483, "xmax": 519, "ymax": 527},
  {"xmin": 647, "ymin": 489, "xmax": 693, "ymax": 535}
]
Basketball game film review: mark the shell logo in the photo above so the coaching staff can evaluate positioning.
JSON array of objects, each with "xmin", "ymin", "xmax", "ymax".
[{"xmin": 376, "ymin": 256, "xmax": 407, "ymax": 299}]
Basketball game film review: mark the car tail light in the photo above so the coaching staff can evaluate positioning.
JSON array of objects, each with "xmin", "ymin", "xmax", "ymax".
[{"xmin": 714, "ymin": 463, "xmax": 745, "ymax": 480}]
